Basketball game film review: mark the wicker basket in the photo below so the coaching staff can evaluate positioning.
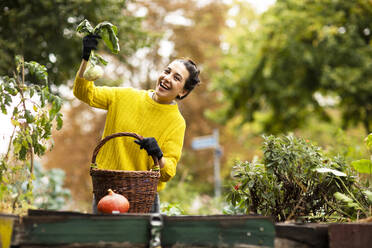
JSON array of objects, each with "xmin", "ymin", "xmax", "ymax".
[{"xmin": 90, "ymin": 132, "xmax": 160, "ymax": 213}]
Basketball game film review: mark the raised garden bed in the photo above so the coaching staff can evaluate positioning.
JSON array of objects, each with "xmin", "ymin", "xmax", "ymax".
[
  {"xmin": 3, "ymin": 210, "xmax": 275, "ymax": 248},
  {"xmin": 1, "ymin": 210, "xmax": 371, "ymax": 248}
]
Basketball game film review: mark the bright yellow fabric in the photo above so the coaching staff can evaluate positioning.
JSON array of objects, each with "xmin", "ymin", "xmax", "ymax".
[
  {"xmin": 0, "ymin": 218, "xmax": 14, "ymax": 248},
  {"xmin": 73, "ymin": 75, "xmax": 186, "ymax": 191}
]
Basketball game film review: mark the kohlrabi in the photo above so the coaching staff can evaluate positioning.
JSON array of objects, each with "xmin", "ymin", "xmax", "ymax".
[
  {"xmin": 83, "ymin": 64, "xmax": 104, "ymax": 81},
  {"xmin": 76, "ymin": 19, "xmax": 120, "ymax": 81}
]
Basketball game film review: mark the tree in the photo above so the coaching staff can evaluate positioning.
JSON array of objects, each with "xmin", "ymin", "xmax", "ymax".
[
  {"xmin": 211, "ymin": 0, "xmax": 372, "ymax": 134},
  {"xmin": 0, "ymin": 0, "xmax": 153, "ymax": 87}
]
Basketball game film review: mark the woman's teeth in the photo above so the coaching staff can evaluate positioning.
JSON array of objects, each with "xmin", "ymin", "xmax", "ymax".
[{"xmin": 160, "ymin": 82, "xmax": 170, "ymax": 90}]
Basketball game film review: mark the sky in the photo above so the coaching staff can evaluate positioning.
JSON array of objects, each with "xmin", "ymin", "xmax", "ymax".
[{"xmin": 0, "ymin": 0, "xmax": 276, "ymax": 154}]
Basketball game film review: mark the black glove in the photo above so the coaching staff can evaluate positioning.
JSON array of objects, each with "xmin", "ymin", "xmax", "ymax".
[
  {"xmin": 82, "ymin": 34, "xmax": 101, "ymax": 61},
  {"xmin": 134, "ymin": 137, "xmax": 163, "ymax": 160}
]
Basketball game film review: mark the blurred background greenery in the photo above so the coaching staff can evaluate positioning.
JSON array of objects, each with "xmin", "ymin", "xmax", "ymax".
[{"xmin": 0, "ymin": 0, "xmax": 371, "ymax": 215}]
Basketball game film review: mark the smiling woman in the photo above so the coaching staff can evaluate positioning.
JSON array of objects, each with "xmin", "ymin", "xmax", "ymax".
[{"xmin": 74, "ymin": 34, "xmax": 200, "ymax": 214}]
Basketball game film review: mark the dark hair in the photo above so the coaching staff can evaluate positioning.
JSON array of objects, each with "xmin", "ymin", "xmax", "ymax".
[{"xmin": 176, "ymin": 58, "xmax": 200, "ymax": 100}]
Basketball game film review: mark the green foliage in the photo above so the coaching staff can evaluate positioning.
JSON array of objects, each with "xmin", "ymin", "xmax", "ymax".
[
  {"xmin": 333, "ymin": 133, "xmax": 372, "ymax": 220},
  {"xmin": 0, "ymin": 0, "xmax": 154, "ymax": 86},
  {"xmin": 0, "ymin": 56, "xmax": 63, "ymax": 214},
  {"xmin": 366, "ymin": 133, "xmax": 372, "ymax": 150},
  {"xmin": 33, "ymin": 162, "xmax": 71, "ymax": 210},
  {"xmin": 212, "ymin": 0, "xmax": 372, "ymax": 134},
  {"xmin": 159, "ymin": 172, "xmax": 200, "ymax": 214},
  {"xmin": 351, "ymin": 133, "xmax": 372, "ymax": 180},
  {"xmin": 159, "ymin": 168, "xmax": 224, "ymax": 215},
  {"xmin": 352, "ymin": 159, "xmax": 372, "ymax": 174},
  {"xmin": 334, "ymin": 189, "xmax": 371, "ymax": 217},
  {"xmin": 160, "ymin": 202, "xmax": 185, "ymax": 216},
  {"xmin": 225, "ymin": 134, "xmax": 368, "ymax": 222}
]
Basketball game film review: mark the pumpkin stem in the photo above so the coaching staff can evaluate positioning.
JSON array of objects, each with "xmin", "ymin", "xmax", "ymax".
[{"xmin": 107, "ymin": 189, "xmax": 114, "ymax": 195}]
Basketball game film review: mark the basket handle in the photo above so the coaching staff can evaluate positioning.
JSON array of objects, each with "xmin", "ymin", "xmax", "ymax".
[{"xmin": 91, "ymin": 132, "xmax": 159, "ymax": 169}]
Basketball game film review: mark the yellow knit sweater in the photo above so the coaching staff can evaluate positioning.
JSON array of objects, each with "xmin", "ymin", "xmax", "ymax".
[{"xmin": 73, "ymin": 76, "xmax": 186, "ymax": 191}]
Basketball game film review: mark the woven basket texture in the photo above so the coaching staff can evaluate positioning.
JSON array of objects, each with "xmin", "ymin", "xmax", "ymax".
[{"xmin": 91, "ymin": 168, "xmax": 160, "ymax": 213}]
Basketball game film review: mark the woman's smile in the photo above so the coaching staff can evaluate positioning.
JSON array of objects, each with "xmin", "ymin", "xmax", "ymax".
[{"xmin": 159, "ymin": 80, "xmax": 171, "ymax": 90}]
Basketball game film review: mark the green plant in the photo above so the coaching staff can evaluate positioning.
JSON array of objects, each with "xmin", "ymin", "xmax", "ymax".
[
  {"xmin": 0, "ymin": 56, "xmax": 63, "ymax": 214},
  {"xmin": 226, "ymin": 134, "xmax": 367, "ymax": 222},
  {"xmin": 160, "ymin": 202, "xmax": 185, "ymax": 216},
  {"xmin": 33, "ymin": 162, "xmax": 71, "ymax": 210},
  {"xmin": 351, "ymin": 133, "xmax": 372, "ymax": 178},
  {"xmin": 159, "ymin": 168, "xmax": 222, "ymax": 215},
  {"xmin": 333, "ymin": 133, "xmax": 372, "ymax": 220}
]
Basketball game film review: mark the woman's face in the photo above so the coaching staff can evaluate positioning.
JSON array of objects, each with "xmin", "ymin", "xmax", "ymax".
[{"xmin": 154, "ymin": 60, "xmax": 189, "ymax": 104}]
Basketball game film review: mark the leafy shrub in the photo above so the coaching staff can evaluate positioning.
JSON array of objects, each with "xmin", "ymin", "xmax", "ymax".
[
  {"xmin": 0, "ymin": 56, "xmax": 63, "ymax": 214},
  {"xmin": 226, "ymin": 134, "xmax": 368, "ymax": 222}
]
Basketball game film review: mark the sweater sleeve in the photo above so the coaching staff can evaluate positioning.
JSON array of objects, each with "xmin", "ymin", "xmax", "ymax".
[
  {"xmin": 159, "ymin": 122, "xmax": 186, "ymax": 182},
  {"xmin": 73, "ymin": 75, "xmax": 115, "ymax": 110}
]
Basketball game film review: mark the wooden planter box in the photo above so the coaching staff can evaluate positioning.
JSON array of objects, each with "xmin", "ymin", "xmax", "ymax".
[
  {"xmin": 3, "ymin": 210, "xmax": 275, "ymax": 248},
  {"xmin": 2, "ymin": 210, "xmax": 371, "ymax": 248}
]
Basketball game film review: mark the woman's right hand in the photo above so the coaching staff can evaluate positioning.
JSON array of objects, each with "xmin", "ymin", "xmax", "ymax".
[{"xmin": 82, "ymin": 34, "xmax": 101, "ymax": 61}]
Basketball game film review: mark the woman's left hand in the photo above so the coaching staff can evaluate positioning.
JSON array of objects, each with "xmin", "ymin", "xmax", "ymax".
[{"xmin": 134, "ymin": 137, "xmax": 163, "ymax": 160}]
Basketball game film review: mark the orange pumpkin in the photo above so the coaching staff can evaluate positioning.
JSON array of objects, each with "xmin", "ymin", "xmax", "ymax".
[{"xmin": 97, "ymin": 189, "xmax": 130, "ymax": 214}]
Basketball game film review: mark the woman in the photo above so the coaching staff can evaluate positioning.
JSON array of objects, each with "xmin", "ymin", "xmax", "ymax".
[{"xmin": 74, "ymin": 35, "xmax": 200, "ymax": 213}]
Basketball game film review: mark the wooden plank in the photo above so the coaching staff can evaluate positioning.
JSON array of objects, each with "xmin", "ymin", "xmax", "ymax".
[
  {"xmin": 19, "ymin": 212, "xmax": 151, "ymax": 247},
  {"xmin": 27, "ymin": 209, "xmax": 89, "ymax": 217},
  {"xmin": 329, "ymin": 223, "xmax": 372, "ymax": 248},
  {"xmin": 275, "ymin": 223, "xmax": 329, "ymax": 248},
  {"xmin": 0, "ymin": 213, "xmax": 18, "ymax": 248},
  {"xmin": 161, "ymin": 215, "xmax": 275, "ymax": 248},
  {"xmin": 18, "ymin": 243, "xmax": 144, "ymax": 248}
]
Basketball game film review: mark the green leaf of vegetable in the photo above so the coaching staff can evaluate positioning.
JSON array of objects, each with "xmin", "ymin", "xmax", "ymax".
[
  {"xmin": 94, "ymin": 54, "xmax": 108, "ymax": 66},
  {"xmin": 76, "ymin": 19, "xmax": 93, "ymax": 34},
  {"xmin": 90, "ymin": 53, "xmax": 108, "ymax": 66},
  {"xmin": 93, "ymin": 21, "xmax": 120, "ymax": 54}
]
